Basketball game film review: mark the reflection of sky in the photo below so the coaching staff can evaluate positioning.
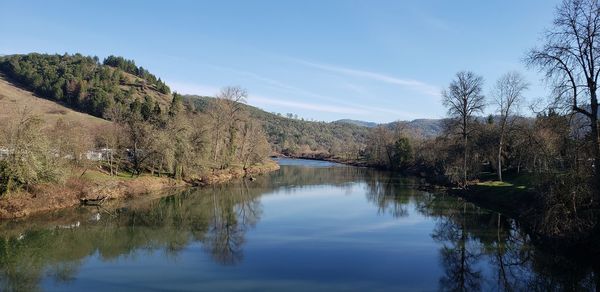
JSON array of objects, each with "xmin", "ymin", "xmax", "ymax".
[
  {"xmin": 43, "ymin": 181, "xmax": 444, "ymax": 291},
  {"xmin": 257, "ymin": 184, "xmax": 432, "ymax": 243},
  {"xmin": 273, "ymin": 158, "xmax": 346, "ymax": 168},
  {"xmin": 0, "ymin": 154, "xmax": 585, "ymax": 291}
]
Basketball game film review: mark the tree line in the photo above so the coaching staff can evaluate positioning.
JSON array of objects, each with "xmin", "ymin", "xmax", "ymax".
[
  {"xmin": 185, "ymin": 95, "xmax": 370, "ymax": 158},
  {"xmin": 355, "ymin": 0, "xmax": 600, "ymax": 240},
  {"xmin": 0, "ymin": 86, "xmax": 271, "ymax": 195},
  {"xmin": 103, "ymin": 55, "xmax": 170, "ymax": 94},
  {"xmin": 0, "ymin": 53, "xmax": 170, "ymax": 118}
]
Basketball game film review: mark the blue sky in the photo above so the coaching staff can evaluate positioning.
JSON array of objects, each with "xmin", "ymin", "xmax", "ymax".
[{"xmin": 0, "ymin": 0, "xmax": 560, "ymax": 122}]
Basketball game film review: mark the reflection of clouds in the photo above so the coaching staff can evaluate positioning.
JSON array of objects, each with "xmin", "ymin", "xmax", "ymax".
[
  {"xmin": 172, "ymin": 278, "xmax": 400, "ymax": 291},
  {"xmin": 327, "ymin": 219, "xmax": 428, "ymax": 242},
  {"xmin": 250, "ymin": 216, "xmax": 428, "ymax": 248},
  {"xmin": 4, "ymin": 163, "xmax": 597, "ymax": 291},
  {"xmin": 260, "ymin": 184, "xmax": 360, "ymax": 202}
]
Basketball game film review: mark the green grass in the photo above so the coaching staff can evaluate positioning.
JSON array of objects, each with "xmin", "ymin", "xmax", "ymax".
[
  {"xmin": 462, "ymin": 172, "xmax": 537, "ymax": 216},
  {"xmin": 81, "ymin": 169, "xmax": 138, "ymax": 182},
  {"xmin": 476, "ymin": 171, "xmax": 534, "ymax": 190},
  {"xmin": 477, "ymin": 180, "xmax": 513, "ymax": 187}
]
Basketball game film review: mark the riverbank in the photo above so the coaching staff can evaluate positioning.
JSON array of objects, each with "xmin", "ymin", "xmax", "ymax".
[
  {"xmin": 0, "ymin": 160, "xmax": 280, "ymax": 219},
  {"xmin": 280, "ymin": 154, "xmax": 538, "ymax": 217},
  {"xmin": 448, "ymin": 173, "xmax": 537, "ymax": 219},
  {"xmin": 294, "ymin": 155, "xmax": 600, "ymax": 252}
]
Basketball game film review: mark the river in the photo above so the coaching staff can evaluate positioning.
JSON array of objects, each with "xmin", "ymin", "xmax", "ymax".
[{"xmin": 0, "ymin": 158, "xmax": 597, "ymax": 291}]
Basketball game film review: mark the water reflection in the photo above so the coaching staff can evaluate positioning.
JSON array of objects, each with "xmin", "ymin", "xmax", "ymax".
[
  {"xmin": 0, "ymin": 182, "xmax": 264, "ymax": 291},
  {"xmin": 0, "ymin": 159, "xmax": 598, "ymax": 291},
  {"xmin": 418, "ymin": 192, "xmax": 600, "ymax": 291}
]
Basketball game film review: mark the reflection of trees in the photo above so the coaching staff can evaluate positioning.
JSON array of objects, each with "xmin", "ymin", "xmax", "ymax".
[
  {"xmin": 419, "ymin": 191, "xmax": 600, "ymax": 291},
  {"xmin": 484, "ymin": 215, "xmax": 532, "ymax": 292},
  {"xmin": 202, "ymin": 181, "xmax": 260, "ymax": 265},
  {"xmin": 0, "ymin": 181, "xmax": 263, "ymax": 291},
  {"xmin": 430, "ymin": 201, "xmax": 482, "ymax": 291},
  {"xmin": 269, "ymin": 165, "xmax": 363, "ymax": 190},
  {"xmin": 1, "ymin": 164, "xmax": 600, "ymax": 291},
  {"xmin": 274, "ymin": 164, "xmax": 600, "ymax": 291},
  {"xmin": 363, "ymin": 171, "xmax": 417, "ymax": 218}
]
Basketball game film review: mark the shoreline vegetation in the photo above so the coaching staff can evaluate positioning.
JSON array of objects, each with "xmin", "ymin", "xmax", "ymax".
[
  {"xmin": 0, "ymin": 55, "xmax": 277, "ymax": 220},
  {"xmin": 0, "ymin": 160, "xmax": 279, "ymax": 220},
  {"xmin": 1, "ymin": 0, "xmax": 600, "ymax": 254},
  {"xmin": 286, "ymin": 154, "xmax": 553, "ymax": 233}
]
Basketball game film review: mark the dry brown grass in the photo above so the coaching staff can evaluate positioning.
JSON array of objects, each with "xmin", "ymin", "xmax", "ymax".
[
  {"xmin": 0, "ymin": 75, "xmax": 110, "ymax": 131},
  {"xmin": 0, "ymin": 75, "xmax": 191, "ymax": 219},
  {"xmin": 0, "ymin": 161, "xmax": 279, "ymax": 220},
  {"xmin": 0, "ymin": 170, "xmax": 188, "ymax": 219},
  {"xmin": 0, "ymin": 183, "xmax": 80, "ymax": 219}
]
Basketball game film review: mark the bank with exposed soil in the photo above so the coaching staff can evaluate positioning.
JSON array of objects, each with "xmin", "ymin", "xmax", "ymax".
[{"xmin": 0, "ymin": 161, "xmax": 279, "ymax": 220}]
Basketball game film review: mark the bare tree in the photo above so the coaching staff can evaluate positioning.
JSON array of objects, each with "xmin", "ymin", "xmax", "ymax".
[
  {"xmin": 366, "ymin": 126, "xmax": 394, "ymax": 167},
  {"xmin": 238, "ymin": 120, "xmax": 271, "ymax": 169},
  {"xmin": 209, "ymin": 86, "xmax": 248, "ymax": 168},
  {"xmin": 100, "ymin": 104, "xmax": 128, "ymax": 176},
  {"xmin": 442, "ymin": 71, "xmax": 486, "ymax": 187},
  {"xmin": 51, "ymin": 119, "xmax": 93, "ymax": 168},
  {"xmin": 0, "ymin": 109, "xmax": 62, "ymax": 194},
  {"xmin": 527, "ymin": 0, "xmax": 600, "ymax": 188},
  {"xmin": 493, "ymin": 72, "xmax": 529, "ymax": 181}
]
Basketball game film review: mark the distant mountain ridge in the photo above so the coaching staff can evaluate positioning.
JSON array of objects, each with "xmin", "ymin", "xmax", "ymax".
[
  {"xmin": 183, "ymin": 95, "xmax": 371, "ymax": 155},
  {"xmin": 336, "ymin": 118, "xmax": 445, "ymax": 137},
  {"xmin": 184, "ymin": 94, "xmax": 448, "ymax": 157},
  {"xmin": 334, "ymin": 119, "xmax": 378, "ymax": 128},
  {"xmin": 0, "ymin": 52, "xmax": 447, "ymax": 157}
]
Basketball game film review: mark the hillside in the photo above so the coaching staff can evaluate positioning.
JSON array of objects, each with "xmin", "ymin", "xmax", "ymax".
[
  {"xmin": 0, "ymin": 53, "xmax": 173, "ymax": 119},
  {"xmin": 184, "ymin": 95, "xmax": 370, "ymax": 155},
  {"xmin": 0, "ymin": 74, "xmax": 109, "ymax": 131},
  {"xmin": 185, "ymin": 95, "xmax": 447, "ymax": 156},
  {"xmin": 335, "ymin": 119, "xmax": 378, "ymax": 128},
  {"xmin": 0, "ymin": 53, "xmax": 443, "ymax": 157},
  {"xmin": 337, "ymin": 118, "xmax": 445, "ymax": 138},
  {"xmin": 397, "ymin": 119, "xmax": 445, "ymax": 138}
]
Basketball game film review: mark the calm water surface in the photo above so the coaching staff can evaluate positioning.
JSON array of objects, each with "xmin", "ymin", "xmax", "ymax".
[{"xmin": 0, "ymin": 159, "xmax": 597, "ymax": 291}]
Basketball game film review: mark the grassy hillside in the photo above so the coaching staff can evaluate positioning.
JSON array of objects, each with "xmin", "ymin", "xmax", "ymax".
[
  {"xmin": 184, "ymin": 95, "xmax": 370, "ymax": 155},
  {"xmin": 0, "ymin": 74, "xmax": 109, "ymax": 131},
  {"xmin": 0, "ymin": 53, "xmax": 173, "ymax": 119},
  {"xmin": 0, "ymin": 53, "xmax": 441, "ymax": 158}
]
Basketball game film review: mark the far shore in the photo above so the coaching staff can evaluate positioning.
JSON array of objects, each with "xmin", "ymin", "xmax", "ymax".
[{"xmin": 280, "ymin": 154, "xmax": 538, "ymax": 222}]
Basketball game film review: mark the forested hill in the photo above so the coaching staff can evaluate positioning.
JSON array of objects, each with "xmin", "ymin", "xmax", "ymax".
[
  {"xmin": 185, "ymin": 95, "xmax": 447, "ymax": 156},
  {"xmin": 335, "ymin": 119, "xmax": 378, "ymax": 128},
  {"xmin": 184, "ymin": 95, "xmax": 370, "ymax": 156},
  {"xmin": 0, "ymin": 53, "xmax": 442, "ymax": 157},
  {"xmin": 0, "ymin": 53, "xmax": 172, "ymax": 118},
  {"xmin": 336, "ymin": 118, "xmax": 445, "ymax": 138}
]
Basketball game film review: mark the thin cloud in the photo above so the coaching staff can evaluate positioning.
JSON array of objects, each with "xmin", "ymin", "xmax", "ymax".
[
  {"xmin": 167, "ymin": 80, "xmax": 365, "ymax": 115},
  {"xmin": 251, "ymin": 95, "xmax": 368, "ymax": 115},
  {"xmin": 169, "ymin": 67, "xmax": 423, "ymax": 120},
  {"xmin": 292, "ymin": 59, "xmax": 441, "ymax": 97},
  {"xmin": 210, "ymin": 65, "xmax": 299, "ymax": 91},
  {"xmin": 209, "ymin": 65, "xmax": 422, "ymax": 119}
]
